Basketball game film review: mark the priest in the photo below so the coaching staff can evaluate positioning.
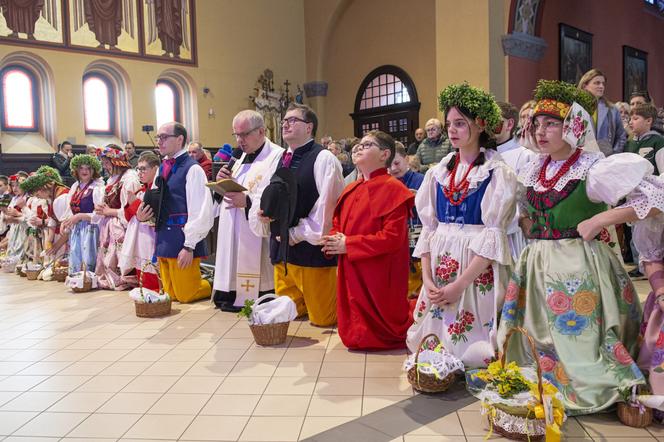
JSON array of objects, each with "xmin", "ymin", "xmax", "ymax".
[
  {"xmin": 322, "ymin": 130, "xmax": 414, "ymax": 350},
  {"xmin": 212, "ymin": 110, "xmax": 283, "ymax": 312}
]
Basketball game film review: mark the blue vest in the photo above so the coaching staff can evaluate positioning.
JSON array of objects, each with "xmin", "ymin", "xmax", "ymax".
[
  {"xmin": 435, "ymin": 170, "xmax": 493, "ymax": 226},
  {"xmin": 155, "ymin": 154, "xmax": 208, "ymax": 258}
]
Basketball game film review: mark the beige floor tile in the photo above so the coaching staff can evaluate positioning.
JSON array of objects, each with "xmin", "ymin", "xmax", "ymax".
[
  {"xmin": 124, "ymin": 414, "xmax": 195, "ymax": 439},
  {"xmin": 5, "ymin": 437, "xmax": 64, "ymax": 442},
  {"xmin": 5, "ymin": 349, "xmax": 56, "ymax": 362},
  {"xmin": 122, "ymin": 375, "xmax": 179, "ymax": 393},
  {"xmin": 30, "ymin": 375, "xmax": 91, "ymax": 392},
  {"xmin": 405, "ymin": 412, "xmax": 464, "ymax": 435},
  {"xmin": 216, "ymin": 376, "xmax": 271, "ymax": 395},
  {"xmin": 76, "ymin": 375, "xmax": 135, "ymax": 392},
  {"xmin": 362, "ymin": 395, "xmax": 407, "ymax": 415},
  {"xmin": 120, "ymin": 348, "xmax": 171, "ymax": 362},
  {"xmin": 307, "ymin": 395, "xmax": 363, "ymax": 417},
  {"xmin": 239, "ymin": 416, "xmax": 304, "ymax": 441},
  {"xmin": 0, "ymin": 391, "xmax": 21, "ymax": 406},
  {"xmin": 365, "ymin": 348, "xmax": 408, "ymax": 362},
  {"xmin": 147, "ymin": 393, "xmax": 211, "ymax": 415},
  {"xmin": 319, "ymin": 362, "xmax": 366, "ymax": 378},
  {"xmin": 181, "ymin": 415, "xmax": 249, "ymax": 441},
  {"xmin": 0, "ymin": 375, "xmax": 49, "ymax": 391},
  {"xmin": 57, "ymin": 361, "xmax": 113, "ymax": 376},
  {"xmin": 404, "ymin": 436, "xmax": 466, "ymax": 441},
  {"xmin": 363, "ymin": 377, "xmax": 414, "ymax": 396},
  {"xmin": 224, "ymin": 327, "xmax": 255, "ymax": 339},
  {"xmin": 97, "ymin": 392, "xmax": 162, "ymax": 414},
  {"xmin": 228, "ymin": 361, "xmax": 279, "ymax": 377},
  {"xmin": 264, "ymin": 376, "xmax": 317, "ymax": 395},
  {"xmin": 13, "ymin": 411, "xmax": 89, "ymax": 437},
  {"xmin": 146, "ymin": 361, "xmax": 195, "ymax": 376},
  {"xmin": 174, "ymin": 339, "xmax": 216, "ymax": 350},
  {"xmin": 578, "ymin": 413, "xmax": 653, "ymax": 438},
  {"xmin": 299, "ymin": 416, "xmax": 355, "ymax": 439},
  {"xmin": 186, "ymin": 361, "xmax": 236, "ymax": 376},
  {"xmin": 254, "ymin": 395, "xmax": 311, "ymax": 416},
  {"xmin": 65, "ymin": 339, "xmax": 111, "ymax": 350},
  {"xmin": 100, "ymin": 361, "xmax": 153, "ymax": 376},
  {"xmin": 273, "ymin": 361, "xmax": 322, "ymax": 377},
  {"xmin": 323, "ymin": 349, "xmax": 367, "ymax": 362},
  {"xmin": 168, "ymin": 375, "xmax": 224, "ymax": 394},
  {"xmin": 288, "ymin": 336, "xmax": 329, "ymax": 350},
  {"xmin": 215, "ymin": 338, "xmax": 255, "ymax": 349},
  {"xmin": 0, "ymin": 410, "xmax": 40, "ymax": 435},
  {"xmin": 158, "ymin": 348, "xmax": 208, "ymax": 362},
  {"xmin": 365, "ymin": 361, "xmax": 408, "ymax": 377},
  {"xmin": 281, "ymin": 348, "xmax": 326, "ymax": 362},
  {"xmin": 41, "ymin": 349, "xmax": 94, "ymax": 362},
  {"xmin": 102, "ymin": 339, "xmax": 146, "ymax": 350},
  {"xmin": 0, "ymin": 361, "xmax": 35, "ymax": 375},
  {"xmin": 199, "ymin": 347, "xmax": 246, "ymax": 362},
  {"xmin": 200, "ymin": 394, "xmax": 261, "ymax": 415},
  {"xmin": 0, "ymin": 391, "xmax": 67, "ymax": 411},
  {"xmin": 81, "ymin": 348, "xmax": 132, "ymax": 362},
  {"xmin": 67, "ymin": 413, "xmax": 141, "ymax": 439},
  {"xmin": 314, "ymin": 377, "xmax": 364, "ymax": 396},
  {"xmin": 240, "ymin": 348, "xmax": 287, "ymax": 362},
  {"xmin": 47, "ymin": 391, "xmax": 114, "ymax": 412}
]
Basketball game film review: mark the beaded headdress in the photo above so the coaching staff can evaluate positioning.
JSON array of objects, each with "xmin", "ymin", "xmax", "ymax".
[
  {"xmin": 98, "ymin": 145, "xmax": 131, "ymax": 168},
  {"xmin": 532, "ymin": 80, "xmax": 595, "ymax": 120}
]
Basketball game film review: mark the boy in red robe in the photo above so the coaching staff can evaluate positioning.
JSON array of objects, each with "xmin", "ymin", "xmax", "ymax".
[{"xmin": 322, "ymin": 130, "xmax": 414, "ymax": 350}]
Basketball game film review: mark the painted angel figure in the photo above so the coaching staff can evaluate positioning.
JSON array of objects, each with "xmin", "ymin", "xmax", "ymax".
[
  {"xmin": 71, "ymin": 0, "xmax": 136, "ymax": 50},
  {"xmin": 0, "ymin": 0, "xmax": 45, "ymax": 39},
  {"xmin": 145, "ymin": 0, "xmax": 190, "ymax": 58}
]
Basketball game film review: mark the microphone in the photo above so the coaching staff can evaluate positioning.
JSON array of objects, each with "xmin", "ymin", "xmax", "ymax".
[{"xmin": 226, "ymin": 147, "xmax": 243, "ymax": 171}]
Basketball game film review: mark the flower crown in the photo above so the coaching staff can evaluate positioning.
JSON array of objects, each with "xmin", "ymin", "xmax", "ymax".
[
  {"xmin": 438, "ymin": 82, "xmax": 502, "ymax": 132},
  {"xmin": 98, "ymin": 145, "xmax": 131, "ymax": 168},
  {"xmin": 532, "ymin": 80, "xmax": 595, "ymax": 120},
  {"xmin": 35, "ymin": 165, "xmax": 62, "ymax": 185},
  {"xmin": 19, "ymin": 173, "xmax": 53, "ymax": 194},
  {"xmin": 70, "ymin": 154, "xmax": 102, "ymax": 176}
]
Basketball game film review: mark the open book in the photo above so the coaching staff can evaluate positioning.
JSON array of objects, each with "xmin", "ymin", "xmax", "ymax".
[{"xmin": 206, "ymin": 179, "xmax": 247, "ymax": 195}]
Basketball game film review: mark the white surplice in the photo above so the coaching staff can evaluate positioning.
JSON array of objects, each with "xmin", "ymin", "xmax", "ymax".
[{"xmin": 213, "ymin": 139, "xmax": 283, "ymax": 306}]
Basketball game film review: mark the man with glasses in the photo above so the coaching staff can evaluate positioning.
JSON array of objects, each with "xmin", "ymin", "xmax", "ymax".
[
  {"xmin": 212, "ymin": 110, "xmax": 283, "ymax": 312},
  {"xmin": 415, "ymin": 118, "xmax": 451, "ymax": 172},
  {"xmin": 146, "ymin": 122, "xmax": 213, "ymax": 303},
  {"xmin": 252, "ymin": 103, "xmax": 344, "ymax": 326}
]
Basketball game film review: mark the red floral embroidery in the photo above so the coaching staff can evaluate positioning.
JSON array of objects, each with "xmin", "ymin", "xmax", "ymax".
[
  {"xmin": 539, "ymin": 354, "xmax": 556, "ymax": 372},
  {"xmin": 505, "ymin": 281, "xmax": 519, "ymax": 302},
  {"xmin": 473, "ymin": 266, "xmax": 494, "ymax": 295},
  {"xmin": 435, "ymin": 253, "xmax": 459, "ymax": 286},
  {"xmin": 613, "ymin": 342, "xmax": 634, "ymax": 365},
  {"xmin": 547, "ymin": 291, "xmax": 571, "ymax": 315},
  {"xmin": 622, "ymin": 285, "xmax": 635, "ymax": 304},
  {"xmin": 657, "ymin": 332, "xmax": 664, "ymax": 349},
  {"xmin": 447, "ymin": 310, "xmax": 474, "ymax": 344}
]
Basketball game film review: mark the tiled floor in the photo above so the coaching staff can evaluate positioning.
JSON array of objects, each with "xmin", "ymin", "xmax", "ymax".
[{"xmin": 0, "ymin": 272, "xmax": 656, "ymax": 441}]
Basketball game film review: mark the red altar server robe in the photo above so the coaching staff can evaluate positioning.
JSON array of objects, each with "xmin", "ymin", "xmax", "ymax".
[{"xmin": 332, "ymin": 168, "xmax": 415, "ymax": 350}]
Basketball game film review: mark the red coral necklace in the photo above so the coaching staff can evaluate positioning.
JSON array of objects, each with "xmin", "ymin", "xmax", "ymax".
[
  {"xmin": 537, "ymin": 148, "xmax": 581, "ymax": 190},
  {"xmin": 443, "ymin": 157, "xmax": 477, "ymax": 206}
]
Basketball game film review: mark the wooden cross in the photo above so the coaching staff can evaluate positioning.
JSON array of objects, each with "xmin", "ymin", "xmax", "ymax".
[{"xmin": 241, "ymin": 279, "xmax": 255, "ymax": 292}]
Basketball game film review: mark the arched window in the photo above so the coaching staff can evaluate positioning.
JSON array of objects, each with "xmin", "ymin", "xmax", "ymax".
[
  {"xmin": 155, "ymin": 79, "xmax": 181, "ymax": 128},
  {"xmin": 83, "ymin": 73, "xmax": 115, "ymax": 135},
  {"xmin": 351, "ymin": 65, "xmax": 420, "ymax": 146},
  {"xmin": 1, "ymin": 65, "xmax": 39, "ymax": 131}
]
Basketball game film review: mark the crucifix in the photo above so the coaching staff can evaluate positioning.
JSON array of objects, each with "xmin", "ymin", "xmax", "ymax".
[{"xmin": 241, "ymin": 279, "xmax": 255, "ymax": 292}]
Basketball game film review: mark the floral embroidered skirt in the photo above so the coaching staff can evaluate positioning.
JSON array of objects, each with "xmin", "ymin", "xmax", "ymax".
[
  {"xmin": 497, "ymin": 238, "xmax": 645, "ymax": 415},
  {"xmin": 68, "ymin": 220, "xmax": 99, "ymax": 275},
  {"xmin": 6, "ymin": 222, "xmax": 28, "ymax": 260},
  {"xmin": 406, "ymin": 223, "xmax": 511, "ymax": 368}
]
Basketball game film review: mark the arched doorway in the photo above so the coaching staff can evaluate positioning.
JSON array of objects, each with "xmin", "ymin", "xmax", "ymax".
[{"xmin": 350, "ymin": 65, "xmax": 420, "ymax": 145}]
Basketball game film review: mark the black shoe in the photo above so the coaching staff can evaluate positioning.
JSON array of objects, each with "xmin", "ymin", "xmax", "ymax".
[
  {"xmin": 219, "ymin": 302, "xmax": 242, "ymax": 313},
  {"xmin": 628, "ymin": 268, "xmax": 646, "ymax": 280}
]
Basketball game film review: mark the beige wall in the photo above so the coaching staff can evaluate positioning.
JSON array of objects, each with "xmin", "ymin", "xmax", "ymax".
[{"xmin": 0, "ymin": 0, "xmax": 306, "ymax": 153}]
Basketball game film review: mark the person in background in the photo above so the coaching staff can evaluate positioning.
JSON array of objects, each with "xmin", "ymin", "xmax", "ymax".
[
  {"xmin": 578, "ymin": 68, "xmax": 626, "ymax": 155},
  {"xmin": 124, "ymin": 141, "xmax": 139, "ymax": 168},
  {"xmin": 51, "ymin": 141, "xmax": 73, "ymax": 180},
  {"xmin": 626, "ymin": 103, "xmax": 664, "ymax": 174},
  {"xmin": 320, "ymin": 135, "xmax": 333, "ymax": 149},
  {"xmin": 407, "ymin": 128, "xmax": 426, "ymax": 155},
  {"xmin": 389, "ymin": 144, "xmax": 424, "ymax": 299},
  {"xmin": 615, "ymin": 102, "xmax": 631, "ymax": 138},
  {"xmin": 516, "ymin": 100, "xmax": 537, "ymax": 138},
  {"xmin": 630, "ymin": 90, "xmax": 664, "ymax": 135},
  {"xmin": 415, "ymin": 118, "xmax": 451, "ymax": 172},
  {"xmin": 188, "ymin": 141, "xmax": 213, "ymax": 180},
  {"xmin": 323, "ymin": 130, "xmax": 414, "ymax": 350}
]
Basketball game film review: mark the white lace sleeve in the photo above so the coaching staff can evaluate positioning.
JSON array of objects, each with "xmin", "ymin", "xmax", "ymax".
[
  {"xmin": 586, "ymin": 153, "xmax": 656, "ymax": 209},
  {"xmin": 469, "ymin": 163, "xmax": 517, "ymax": 266},
  {"xmin": 412, "ymin": 166, "xmax": 440, "ymax": 257},
  {"xmin": 632, "ymin": 213, "xmax": 664, "ymax": 267}
]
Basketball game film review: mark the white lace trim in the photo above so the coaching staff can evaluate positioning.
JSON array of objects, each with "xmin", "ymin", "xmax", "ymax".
[
  {"xmin": 482, "ymin": 406, "xmax": 547, "ymax": 436},
  {"xmin": 433, "ymin": 149, "xmax": 504, "ymax": 191},
  {"xmin": 469, "ymin": 227, "xmax": 512, "ymax": 266},
  {"xmin": 403, "ymin": 349, "xmax": 465, "ymax": 378},
  {"xmin": 520, "ymin": 151, "xmax": 603, "ymax": 192},
  {"xmin": 621, "ymin": 175, "xmax": 664, "ymax": 220}
]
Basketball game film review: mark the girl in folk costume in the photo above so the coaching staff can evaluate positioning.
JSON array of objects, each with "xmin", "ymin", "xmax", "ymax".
[
  {"xmin": 633, "ymin": 187, "xmax": 664, "ymax": 418},
  {"xmin": 19, "ymin": 175, "xmax": 52, "ymax": 264},
  {"xmin": 118, "ymin": 152, "xmax": 160, "ymax": 291},
  {"xmin": 498, "ymin": 80, "xmax": 664, "ymax": 415},
  {"xmin": 406, "ymin": 84, "xmax": 517, "ymax": 367},
  {"xmin": 2, "ymin": 172, "xmax": 30, "ymax": 266},
  {"xmin": 323, "ymin": 130, "xmax": 415, "ymax": 350},
  {"xmin": 61, "ymin": 155, "xmax": 104, "ymax": 275},
  {"xmin": 93, "ymin": 146, "xmax": 141, "ymax": 289}
]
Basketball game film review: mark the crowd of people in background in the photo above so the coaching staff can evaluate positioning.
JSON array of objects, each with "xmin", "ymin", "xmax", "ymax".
[{"xmin": 0, "ymin": 68, "xmax": 664, "ymax": 418}]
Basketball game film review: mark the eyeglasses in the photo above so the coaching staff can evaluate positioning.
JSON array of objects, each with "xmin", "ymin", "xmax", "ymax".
[
  {"xmin": 281, "ymin": 116, "xmax": 309, "ymax": 127},
  {"xmin": 154, "ymin": 134, "xmax": 178, "ymax": 143},
  {"xmin": 351, "ymin": 141, "xmax": 381, "ymax": 154},
  {"xmin": 232, "ymin": 126, "xmax": 260, "ymax": 139},
  {"xmin": 136, "ymin": 166, "xmax": 154, "ymax": 172},
  {"xmin": 532, "ymin": 121, "xmax": 563, "ymax": 132}
]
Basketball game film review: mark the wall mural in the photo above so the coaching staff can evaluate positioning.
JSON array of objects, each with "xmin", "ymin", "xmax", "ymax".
[{"xmin": 0, "ymin": 0, "xmax": 196, "ymax": 65}]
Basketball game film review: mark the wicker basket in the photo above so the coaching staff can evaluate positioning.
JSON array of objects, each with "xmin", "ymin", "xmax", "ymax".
[
  {"xmin": 71, "ymin": 262, "xmax": 93, "ymax": 293},
  {"xmin": 249, "ymin": 321, "xmax": 289, "ymax": 346},
  {"xmin": 485, "ymin": 327, "xmax": 546, "ymax": 442},
  {"xmin": 617, "ymin": 386, "xmax": 653, "ymax": 428},
  {"xmin": 17, "ymin": 265, "xmax": 26, "ymax": 277},
  {"xmin": 407, "ymin": 333, "xmax": 456, "ymax": 393},
  {"xmin": 25, "ymin": 267, "xmax": 41, "ymax": 280},
  {"xmin": 134, "ymin": 262, "xmax": 171, "ymax": 318},
  {"xmin": 53, "ymin": 266, "xmax": 68, "ymax": 282}
]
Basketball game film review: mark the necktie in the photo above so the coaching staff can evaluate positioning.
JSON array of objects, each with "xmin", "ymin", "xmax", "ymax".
[
  {"xmin": 282, "ymin": 151, "xmax": 293, "ymax": 168},
  {"xmin": 161, "ymin": 158, "xmax": 176, "ymax": 179}
]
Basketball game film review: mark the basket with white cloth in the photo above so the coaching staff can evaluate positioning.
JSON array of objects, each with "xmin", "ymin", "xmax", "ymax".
[
  {"xmin": 129, "ymin": 262, "xmax": 171, "ymax": 318},
  {"xmin": 404, "ymin": 333, "xmax": 463, "ymax": 393},
  {"xmin": 239, "ymin": 294, "xmax": 297, "ymax": 346}
]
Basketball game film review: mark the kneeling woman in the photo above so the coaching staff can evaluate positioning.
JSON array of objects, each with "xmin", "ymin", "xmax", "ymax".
[
  {"xmin": 61, "ymin": 155, "xmax": 104, "ymax": 275},
  {"xmin": 498, "ymin": 80, "xmax": 663, "ymax": 415},
  {"xmin": 406, "ymin": 84, "xmax": 517, "ymax": 367},
  {"xmin": 322, "ymin": 130, "xmax": 414, "ymax": 350}
]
